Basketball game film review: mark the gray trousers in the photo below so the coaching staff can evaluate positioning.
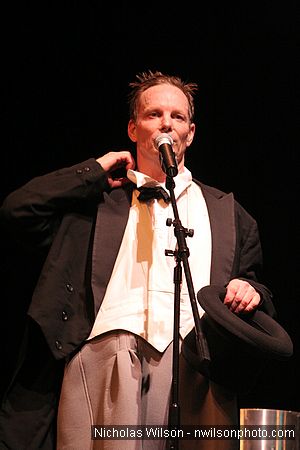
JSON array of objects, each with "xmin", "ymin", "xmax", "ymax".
[{"xmin": 57, "ymin": 330, "xmax": 238, "ymax": 450}]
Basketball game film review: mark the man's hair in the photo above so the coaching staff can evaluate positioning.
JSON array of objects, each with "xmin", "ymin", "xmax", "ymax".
[{"xmin": 128, "ymin": 70, "xmax": 198, "ymax": 122}]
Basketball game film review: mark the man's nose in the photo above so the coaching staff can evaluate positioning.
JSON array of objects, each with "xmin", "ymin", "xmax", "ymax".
[{"xmin": 160, "ymin": 115, "xmax": 173, "ymax": 132}]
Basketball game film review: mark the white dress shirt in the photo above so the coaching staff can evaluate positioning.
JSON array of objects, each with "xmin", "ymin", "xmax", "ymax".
[{"xmin": 88, "ymin": 167, "xmax": 212, "ymax": 352}]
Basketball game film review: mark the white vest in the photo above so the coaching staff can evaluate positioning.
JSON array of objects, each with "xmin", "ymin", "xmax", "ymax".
[{"xmin": 88, "ymin": 167, "xmax": 212, "ymax": 352}]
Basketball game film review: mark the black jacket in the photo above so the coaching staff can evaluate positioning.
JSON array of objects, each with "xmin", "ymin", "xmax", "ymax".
[{"xmin": 0, "ymin": 158, "xmax": 275, "ymax": 449}]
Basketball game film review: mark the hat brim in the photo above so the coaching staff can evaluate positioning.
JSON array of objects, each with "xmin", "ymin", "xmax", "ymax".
[
  {"xmin": 182, "ymin": 285, "xmax": 293, "ymax": 393},
  {"xmin": 197, "ymin": 285, "xmax": 293, "ymax": 360}
]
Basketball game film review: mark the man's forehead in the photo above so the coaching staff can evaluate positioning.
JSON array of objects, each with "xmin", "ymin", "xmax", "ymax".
[{"xmin": 139, "ymin": 84, "xmax": 189, "ymax": 109}]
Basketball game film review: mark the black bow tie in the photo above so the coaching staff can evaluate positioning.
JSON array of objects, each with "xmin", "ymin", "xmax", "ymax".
[{"xmin": 137, "ymin": 186, "xmax": 170, "ymax": 203}]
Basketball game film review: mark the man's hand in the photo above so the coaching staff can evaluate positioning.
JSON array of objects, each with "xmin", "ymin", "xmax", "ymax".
[
  {"xmin": 96, "ymin": 151, "xmax": 135, "ymax": 188},
  {"xmin": 224, "ymin": 279, "xmax": 261, "ymax": 314}
]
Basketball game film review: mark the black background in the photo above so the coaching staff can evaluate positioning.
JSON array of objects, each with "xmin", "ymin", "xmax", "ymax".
[{"xmin": 1, "ymin": 3, "xmax": 299, "ymax": 412}]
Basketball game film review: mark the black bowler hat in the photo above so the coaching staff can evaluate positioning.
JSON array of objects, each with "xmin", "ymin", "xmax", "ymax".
[{"xmin": 182, "ymin": 285, "xmax": 293, "ymax": 393}]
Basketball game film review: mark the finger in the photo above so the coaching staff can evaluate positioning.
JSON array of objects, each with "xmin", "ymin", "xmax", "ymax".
[
  {"xmin": 224, "ymin": 281, "xmax": 246, "ymax": 308},
  {"xmin": 97, "ymin": 151, "xmax": 135, "ymax": 172},
  {"xmin": 108, "ymin": 178, "xmax": 130, "ymax": 189},
  {"xmin": 243, "ymin": 292, "xmax": 261, "ymax": 313},
  {"xmin": 226, "ymin": 288, "xmax": 251, "ymax": 313},
  {"xmin": 224, "ymin": 279, "xmax": 252, "ymax": 310},
  {"xmin": 230, "ymin": 285, "xmax": 251, "ymax": 312},
  {"xmin": 234, "ymin": 288, "xmax": 261, "ymax": 314},
  {"xmin": 229, "ymin": 298, "xmax": 243, "ymax": 313},
  {"xmin": 123, "ymin": 154, "xmax": 135, "ymax": 171},
  {"xmin": 113, "ymin": 152, "xmax": 135, "ymax": 171},
  {"xmin": 234, "ymin": 291, "xmax": 253, "ymax": 313},
  {"xmin": 223, "ymin": 284, "xmax": 237, "ymax": 306}
]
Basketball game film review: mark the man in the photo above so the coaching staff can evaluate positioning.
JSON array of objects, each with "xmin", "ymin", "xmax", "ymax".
[{"xmin": 0, "ymin": 71, "xmax": 274, "ymax": 449}]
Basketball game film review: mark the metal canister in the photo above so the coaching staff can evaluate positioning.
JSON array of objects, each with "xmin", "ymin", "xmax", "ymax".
[{"xmin": 240, "ymin": 408, "xmax": 300, "ymax": 450}]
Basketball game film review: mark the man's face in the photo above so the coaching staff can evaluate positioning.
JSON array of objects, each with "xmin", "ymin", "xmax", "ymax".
[{"xmin": 128, "ymin": 84, "xmax": 195, "ymax": 178}]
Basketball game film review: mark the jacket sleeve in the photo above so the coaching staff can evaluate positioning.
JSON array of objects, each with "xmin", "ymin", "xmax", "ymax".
[{"xmin": 0, "ymin": 158, "xmax": 109, "ymax": 249}]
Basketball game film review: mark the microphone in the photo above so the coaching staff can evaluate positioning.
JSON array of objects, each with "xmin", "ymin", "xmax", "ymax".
[{"xmin": 154, "ymin": 133, "xmax": 178, "ymax": 178}]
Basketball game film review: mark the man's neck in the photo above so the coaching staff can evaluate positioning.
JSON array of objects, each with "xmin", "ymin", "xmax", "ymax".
[
  {"xmin": 135, "ymin": 160, "xmax": 165, "ymax": 182},
  {"xmin": 136, "ymin": 159, "xmax": 184, "ymax": 183}
]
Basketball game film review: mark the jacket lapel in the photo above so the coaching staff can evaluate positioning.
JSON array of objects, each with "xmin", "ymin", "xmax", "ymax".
[
  {"xmin": 91, "ymin": 186, "xmax": 132, "ymax": 316},
  {"xmin": 200, "ymin": 184, "xmax": 236, "ymax": 287}
]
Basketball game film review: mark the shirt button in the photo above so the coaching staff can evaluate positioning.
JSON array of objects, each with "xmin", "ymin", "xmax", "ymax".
[
  {"xmin": 66, "ymin": 283, "xmax": 74, "ymax": 293},
  {"xmin": 76, "ymin": 168, "xmax": 83, "ymax": 174},
  {"xmin": 84, "ymin": 166, "xmax": 90, "ymax": 172},
  {"xmin": 62, "ymin": 310, "xmax": 68, "ymax": 321},
  {"xmin": 55, "ymin": 340, "xmax": 63, "ymax": 350}
]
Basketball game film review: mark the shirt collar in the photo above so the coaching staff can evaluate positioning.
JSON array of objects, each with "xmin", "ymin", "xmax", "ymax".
[{"xmin": 127, "ymin": 167, "xmax": 193, "ymax": 200}]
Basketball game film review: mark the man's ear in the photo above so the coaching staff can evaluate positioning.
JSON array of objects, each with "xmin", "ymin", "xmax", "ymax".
[
  {"xmin": 186, "ymin": 123, "xmax": 196, "ymax": 147},
  {"xmin": 128, "ymin": 120, "xmax": 137, "ymax": 142}
]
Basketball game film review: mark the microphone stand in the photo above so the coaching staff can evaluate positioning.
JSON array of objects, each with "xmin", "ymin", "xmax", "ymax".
[{"xmin": 165, "ymin": 175, "xmax": 211, "ymax": 450}]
